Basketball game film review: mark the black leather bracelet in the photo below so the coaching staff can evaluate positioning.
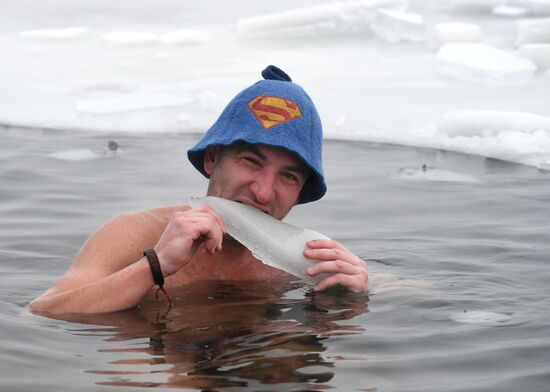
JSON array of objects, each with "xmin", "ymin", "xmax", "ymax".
[
  {"xmin": 143, "ymin": 249, "xmax": 172, "ymax": 306},
  {"xmin": 143, "ymin": 249, "xmax": 164, "ymax": 286}
]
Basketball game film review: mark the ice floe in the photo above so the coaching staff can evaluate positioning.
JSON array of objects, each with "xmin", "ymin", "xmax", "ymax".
[
  {"xmin": 450, "ymin": 310, "xmax": 513, "ymax": 326},
  {"xmin": 436, "ymin": 43, "xmax": 537, "ymax": 83},
  {"xmin": 19, "ymin": 27, "xmax": 89, "ymax": 39},
  {"xmin": 516, "ymin": 17, "xmax": 550, "ymax": 45},
  {"xmin": 394, "ymin": 167, "xmax": 481, "ymax": 182},
  {"xmin": 236, "ymin": 0, "xmax": 404, "ymax": 38},
  {"xmin": 428, "ymin": 22, "xmax": 482, "ymax": 49},
  {"xmin": 517, "ymin": 43, "xmax": 550, "ymax": 70},
  {"xmin": 371, "ymin": 8, "xmax": 426, "ymax": 42},
  {"xmin": 49, "ymin": 141, "xmax": 119, "ymax": 161},
  {"xmin": 492, "ymin": 5, "xmax": 531, "ymax": 16}
]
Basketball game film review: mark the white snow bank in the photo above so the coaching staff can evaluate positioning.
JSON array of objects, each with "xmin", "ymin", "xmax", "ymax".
[
  {"xmin": 439, "ymin": 110, "xmax": 550, "ymax": 137},
  {"xmin": 428, "ymin": 22, "xmax": 482, "ymax": 49},
  {"xmin": 19, "ymin": 27, "xmax": 89, "ymax": 39},
  {"xmin": 436, "ymin": 43, "xmax": 537, "ymax": 83},
  {"xmin": 436, "ymin": 110, "xmax": 550, "ymax": 169},
  {"xmin": 370, "ymin": 8, "xmax": 426, "ymax": 42},
  {"xmin": 236, "ymin": 0, "xmax": 404, "ymax": 38}
]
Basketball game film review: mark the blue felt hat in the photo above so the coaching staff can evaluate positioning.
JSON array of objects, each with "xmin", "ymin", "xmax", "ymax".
[{"xmin": 187, "ymin": 65, "xmax": 326, "ymax": 204}]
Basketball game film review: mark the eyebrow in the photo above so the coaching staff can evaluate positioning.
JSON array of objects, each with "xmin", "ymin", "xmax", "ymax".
[{"xmin": 235, "ymin": 144, "xmax": 309, "ymax": 180}]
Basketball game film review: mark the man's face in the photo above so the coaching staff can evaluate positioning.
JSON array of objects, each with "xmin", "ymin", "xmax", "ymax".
[{"xmin": 204, "ymin": 143, "xmax": 308, "ymax": 220}]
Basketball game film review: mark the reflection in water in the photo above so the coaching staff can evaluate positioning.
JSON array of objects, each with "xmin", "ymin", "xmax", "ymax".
[{"xmin": 64, "ymin": 281, "xmax": 368, "ymax": 390}]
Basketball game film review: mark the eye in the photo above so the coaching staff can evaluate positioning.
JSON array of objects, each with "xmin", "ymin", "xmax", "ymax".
[
  {"xmin": 241, "ymin": 155, "xmax": 261, "ymax": 168},
  {"xmin": 282, "ymin": 172, "xmax": 300, "ymax": 183}
]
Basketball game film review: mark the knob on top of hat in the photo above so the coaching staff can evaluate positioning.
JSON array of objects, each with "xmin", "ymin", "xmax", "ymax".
[{"xmin": 261, "ymin": 65, "xmax": 292, "ymax": 82}]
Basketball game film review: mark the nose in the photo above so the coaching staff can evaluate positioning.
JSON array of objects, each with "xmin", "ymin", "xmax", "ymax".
[{"xmin": 250, "ymin": 171, "xmax": 275, "ymax": 204}]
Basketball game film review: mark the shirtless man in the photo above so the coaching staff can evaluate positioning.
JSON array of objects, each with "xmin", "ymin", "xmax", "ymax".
[{"xmin": 30, "ymin": 65, "xmax": 368, "ymax": 314}]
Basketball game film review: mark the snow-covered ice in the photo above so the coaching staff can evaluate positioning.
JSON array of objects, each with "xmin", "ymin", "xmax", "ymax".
[
  {"xmin": 19, "ymin": 27, "xmax": 89, "ymax": 39},
  {"xmin": 517, "ymin": 43, "xmax": 550, "ymax": 71},
  {"xmin": 1, "ymin": 0, "xmax": 550, "ymax": 170},
  {"xmin": 370, "ymin": 8, "xmax": 426, "ymax": 42},
  {"xmin": 439, "ymin": 110, "xmax": 550, "ymax": 137},
  {"xmin": 516, "ymin": 18, "xmax": 550, "ymax": 45},
  {"xmin": 75, "ymin": 93, "xmax": 193, "ymax": 115},
  {"xmin": 436, "ymin": 43, "xmax": 537, "ymax": 83},
  {"xmin": 236, "ymin": 0, "xmax": 403, "ymax": 38},
  {"xmin": 428, "ymin": 22, "xmax": 482, "ymax": 49}
]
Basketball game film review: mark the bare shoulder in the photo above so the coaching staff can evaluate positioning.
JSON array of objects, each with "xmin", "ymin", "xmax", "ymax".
[
  {"xmin": 72, "ymin": 204, "xmax": 192, "ymax": 275},
  {"xmin": 32, "ymin": 204, "xmax": 193, "ymax": 301}
]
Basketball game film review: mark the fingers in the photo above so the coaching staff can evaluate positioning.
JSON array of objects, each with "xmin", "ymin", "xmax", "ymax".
[
  {"xmin": 304, "ymin": 247, "xmax": 363, "ymax": 266},
  {"xmin": 307, "ymin": 259, "xmax": 364, "ymax": 276},
  {"xmin": 154, "ymin": 205, "xmax": 227, "ymax": 275},
  {"xmin": 313, "ymin": 273, "xmax": 366, "ymax": 293},
  {"xmin": 304, "ymin": 239, "xmax": 368, "ymax": 293}
]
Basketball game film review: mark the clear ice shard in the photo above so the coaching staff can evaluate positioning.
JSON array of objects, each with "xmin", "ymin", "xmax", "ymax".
[{"xmin": 189, "ymin": 196, "xmax": 331, "ymax": 285}]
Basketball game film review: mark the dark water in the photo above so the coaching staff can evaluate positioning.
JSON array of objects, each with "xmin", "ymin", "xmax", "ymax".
[{"xmin": 1, "ymin": 127, "xmax": 550, "ymax": 391}]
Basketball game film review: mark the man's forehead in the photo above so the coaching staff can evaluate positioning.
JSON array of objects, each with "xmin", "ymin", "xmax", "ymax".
[{"xmin": 232, "ymin": 143, "xmax": 299, "ymax": 161}]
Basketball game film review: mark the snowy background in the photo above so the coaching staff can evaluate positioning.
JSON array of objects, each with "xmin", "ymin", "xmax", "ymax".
[{"xmin": 1, "ymin": 0, "xmax": 549, "ymax": 169}]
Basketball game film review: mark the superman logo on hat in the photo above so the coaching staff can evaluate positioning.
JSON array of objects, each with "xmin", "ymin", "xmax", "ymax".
[{"xmin": 247, "ymin": 95, "xmax": 302, "ymax": 129}]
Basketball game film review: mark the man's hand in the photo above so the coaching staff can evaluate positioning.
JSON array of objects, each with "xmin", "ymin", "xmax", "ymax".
[
  {"xmin": 155, "ymin": 205, "xmax": 226, "ymax": 276},
  {"xmin": 304, "ymin": 239, "xmax": 368, "ymax": 293}
]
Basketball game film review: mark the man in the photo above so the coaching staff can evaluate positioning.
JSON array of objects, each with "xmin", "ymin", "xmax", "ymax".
[{"xmin": 30, "ymin": 65, "xmax": 368, "ymax": 314}]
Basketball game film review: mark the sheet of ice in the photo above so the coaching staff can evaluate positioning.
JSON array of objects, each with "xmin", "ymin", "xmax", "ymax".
[
  {"xmin": 19, "ymin": 27, "xmax": 89, "ymax": 39},
  {"xmin": 516, "ymin": 17, "xmax": 550, "ymax": 45},
  {"xmin": 517, "ymin": 43, "xmax": 550, "ymax": 71},
  {"xmin": 450, "ymin": 310, "xmax": 513, "ymax": 326},
  {"xmin": 393, "ymin": 167, "xmax": 481, "ymax": 182},
  {"xmin": 428, "ymin": 22, "xmax": 482, "ymax": 49},
  {"xmin": 436, "ymin": 43, "xmax": 537, "ymax": 83},
  {"xmin": 48, "ymin": 141, "xmax": 120, "ymax": 161},
  {"xmin": 439, "ymin": 109, "xmax": 550, "ymax": 136},
  {"xmin": 49, "ymin": 148, "xmax": 100, "ymax": 161},
  {"xmin": 75, "ymin": 93, "xmax": 193, "ymax": 115},
  {"xmin": 189, "ymin": 196, "xmax": 331, "ymax": 285},
  {"xmin": 236, "ymin": 0, "xmax": 404, "ymax": 38},
  {"xmin": 370, "ymin": 8, "xmax": 426, "ymax": 42}
]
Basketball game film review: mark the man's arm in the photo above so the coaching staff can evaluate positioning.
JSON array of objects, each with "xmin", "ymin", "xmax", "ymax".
[
  {"xmin": 30, "ymin": 205, "xmax": 226, "ymax": 314},
  {"xmin": 304, "ymin": 239, "xmax": 368, "ymax": 293}
]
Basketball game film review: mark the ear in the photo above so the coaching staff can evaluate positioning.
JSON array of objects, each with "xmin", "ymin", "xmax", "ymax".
[{"xmin": 203, "ymin": 147, "xmax": 220, "ymax": 176}]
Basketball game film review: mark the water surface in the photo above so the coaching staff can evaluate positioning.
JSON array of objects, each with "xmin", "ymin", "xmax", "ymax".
[{"xmin": 2, "ymin": 129, "xmax": 549, "ymax": 391}]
